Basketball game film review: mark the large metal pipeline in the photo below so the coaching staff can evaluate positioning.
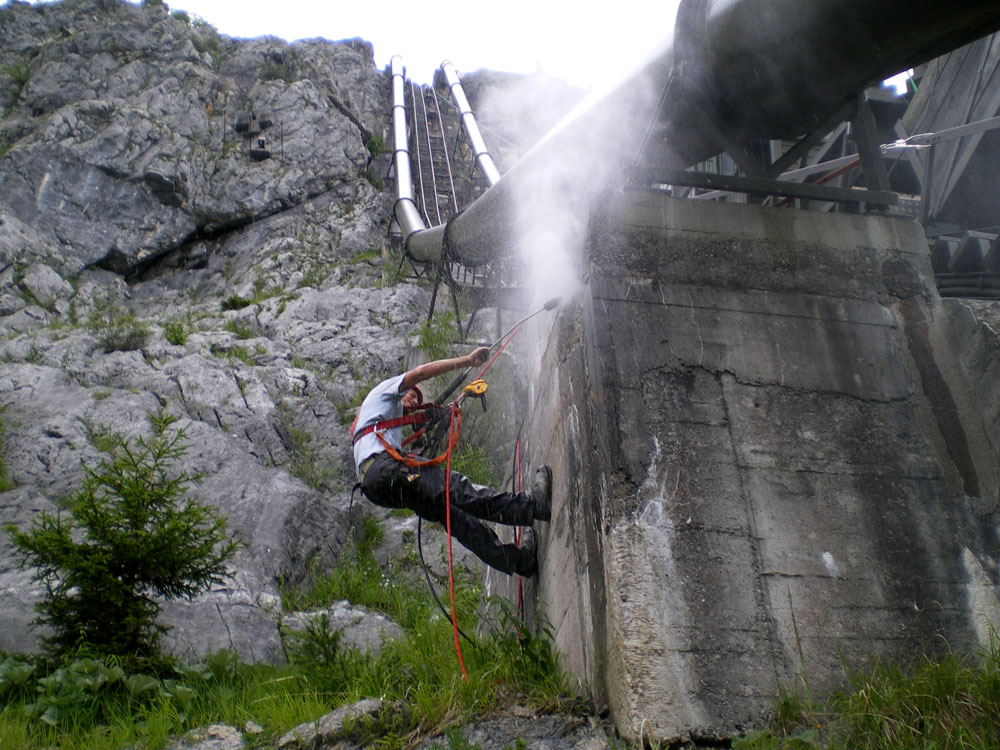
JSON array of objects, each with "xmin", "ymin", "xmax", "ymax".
[
  {"xmin": 400, "ymin": 0, "xmax": 1000, "ymax": 267},
  {"xmin": 390, "ymin": 56, "xmax": 445, "ymax": 262},
  {"xmin": 657, "ymin": 0, "xmax": 1000, "ymax": 165},
  {"xmin": 441, "ymin": 61, "xmax": 501, "ymax": 188}
]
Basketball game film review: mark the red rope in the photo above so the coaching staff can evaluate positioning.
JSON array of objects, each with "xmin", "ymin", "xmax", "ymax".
[
  {"xmin": 514, "ymin": 437, "xmax": 524, "ymax": 630},
  {"xmin": 476, "ymin": 320, "xmax": 526, "ymax": 380},
  {"xmin": 484, "ymin": 320, "xmax": 529, "ymax": 631},
  {"xmin": 438, "ymin": 317, "xmax": 532, "ymax": 676},
  {"xmin": 444, "ymin": 402, "xmax": 467, "ymax": 678}
]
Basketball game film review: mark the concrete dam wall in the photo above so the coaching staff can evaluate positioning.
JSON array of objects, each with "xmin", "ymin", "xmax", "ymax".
[{"xmin": 504, "ymin": 192, "xmax": 1000, "ymax": 743}]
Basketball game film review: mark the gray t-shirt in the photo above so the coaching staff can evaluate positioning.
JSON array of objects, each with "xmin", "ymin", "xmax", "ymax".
[{"xmin": 352, "ymin": 373, "xmax": 406, "ymax": 477}]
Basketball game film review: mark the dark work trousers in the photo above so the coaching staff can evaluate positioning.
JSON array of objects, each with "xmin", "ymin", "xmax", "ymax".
[{"xmin": 361, "ymin": 451, "xmax": 534, "ymax": 575}]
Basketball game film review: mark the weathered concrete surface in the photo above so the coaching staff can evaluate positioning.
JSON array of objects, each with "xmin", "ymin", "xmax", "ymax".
[{"xmin": 514, "ymin": 192, "xmax": 1000, "ymax": 743}]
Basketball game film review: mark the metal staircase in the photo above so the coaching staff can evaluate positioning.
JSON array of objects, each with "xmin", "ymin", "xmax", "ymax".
[
  {"xmin": 409, "ymin": 82, "xmax": 459, "ymax": 226},
  {"xmin": 395, "ymin": 62, "xmax": 526, "ymax": 332}
]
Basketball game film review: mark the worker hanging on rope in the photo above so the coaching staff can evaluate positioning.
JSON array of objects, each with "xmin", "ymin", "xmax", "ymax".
[{"xmin": 352, "ymin": 346, "xmax": 551, "ymax": 577}]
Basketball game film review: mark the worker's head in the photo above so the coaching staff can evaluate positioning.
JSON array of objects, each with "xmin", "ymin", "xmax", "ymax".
[{"xmin": 402, "ymin": 385, "xmax": 423, "ymax": 412}]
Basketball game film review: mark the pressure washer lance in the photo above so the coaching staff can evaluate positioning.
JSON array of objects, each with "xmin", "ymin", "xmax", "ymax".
[{"xmin": 431, "ymin": 296, "xmax": 562, "ymax": 407}]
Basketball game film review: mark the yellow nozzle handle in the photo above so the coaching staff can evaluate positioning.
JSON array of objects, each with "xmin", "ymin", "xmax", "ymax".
[{"xmin": 462, "ymin": 379, "xmax": 488, "ymax": 397}]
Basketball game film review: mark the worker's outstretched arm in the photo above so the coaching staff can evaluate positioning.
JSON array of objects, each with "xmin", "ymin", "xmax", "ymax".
[{"xmin": 400, "ymin": 346, "xmax": 489, "ymax": 391}]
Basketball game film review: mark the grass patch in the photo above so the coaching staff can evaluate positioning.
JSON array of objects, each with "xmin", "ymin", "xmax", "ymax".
[
  {"xmin": 223, "ymin": 319, "xmax": 256, "ymax": 340},
  {"xmin": 281, "ymin": 517, "xmax": 575, "ymax": 730},
  {"xmin": 0, "ymin": 516, "xmax": 577, "ymax": 749},
  {"xmin": 260, "ymin": 60, "xmax": 295, "ymax": 83},
  {"xmin": 418, "ymin": 310, "xmax": 458, "ymax": 362},
  {"xmin": 163, "ymin": 318, "xmax": 187, "ymax": 346},
  {"xmin": 220, "ymin": 278, "xmax": 283, "ymax": 313},
  {"xmin": 86, "ymin": 294, "xmax": 148, "ymax": 353},
  {"xmin": 192, "ymin": 25, "xmax": 223, "ymax": 65},
  {"xmin": 366, "ymin": 134, "xmax": 384, "ymax": 159},
  {"xmin": 449, "ymin": 443, "xmax": 500, "ymax": 489},
  {"xmin": 2, "ymin": 61, "xmax": 30, "ymax": 103},
  {"xmin": 220, "ymin": 294, "xmax": 252, "ymax": 311},
  {"xmin": 283, "ymin": 419, "xmax": 337, "ymax": 492},
  {"xmin": 349, "ymin": 248, "xmax": 382, "ymax": 265},
  {"xmin": 0, "ymin": 650, "xmax": 318, "ymax": 750},
  {"xmin": 733, "ymin": 634, "xmax": 1000, "ymax": 749},
  {"xmin": 0, "ymin": 408, "xmax": 14, "ymax": 492},
  {"xmin": 209, "ymin": 344, "xmax": 256, "ymax": 366},
  {"xmin": 363, "ymin": 168, "xmax": 383, "ymax": 190}
]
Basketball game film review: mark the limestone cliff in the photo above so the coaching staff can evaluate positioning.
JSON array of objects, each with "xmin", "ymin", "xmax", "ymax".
[{"xmin": 0, "ymin": 0, "xmax": 424, "ymax": 661}]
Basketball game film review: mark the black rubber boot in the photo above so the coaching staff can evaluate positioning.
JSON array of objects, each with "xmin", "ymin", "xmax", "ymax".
[
  {"xmin": 530, "ymin": 465, "xmax": 552, "ymax": 522},
  {"xmin": 515, "ymin": 527, "xmax": 539, "ymax": 577}
]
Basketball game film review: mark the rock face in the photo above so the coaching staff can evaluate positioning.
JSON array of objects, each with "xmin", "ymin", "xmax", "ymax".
[
  {"xmin": 0, "ymin": 0, "xmax": 420, "ymax": 662},
  {"xmin": 0, "ymin": 0, "xmax": 578, "ymax": 670},
  {"xmin": 509, "ymin": 191, "xmax": 1000, "ymax": 743},
  {"xmin": 0, "ymin": 0, "xmax": 387, "ymax": 277}
]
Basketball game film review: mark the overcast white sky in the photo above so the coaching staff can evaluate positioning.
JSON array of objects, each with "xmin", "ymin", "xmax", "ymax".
[
  {"xmin": 24, "ymin": 0, "xmax": 912, "ymax": 92},
  {"xmin": 157, "ymin": 0, "xmax": 681, "ymax": 88}
]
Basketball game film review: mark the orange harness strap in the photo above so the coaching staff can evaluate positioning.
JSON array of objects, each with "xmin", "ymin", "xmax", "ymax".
[{"xmin": 374, "ymin": 407, "xmax": 463, "ymax": 469}]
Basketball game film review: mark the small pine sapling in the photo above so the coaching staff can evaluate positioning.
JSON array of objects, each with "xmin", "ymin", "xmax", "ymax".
[{"xmin": 5, "ymin": 410, "xmax": 240, "ymax": 669}]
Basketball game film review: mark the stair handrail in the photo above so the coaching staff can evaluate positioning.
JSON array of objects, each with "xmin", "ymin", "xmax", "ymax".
[
  {"xmin": 441, "ymin": 61, "xmax": 501, "ymax": 187},
  {"xmin": 428, "ymin": 83, "xmax": 461, "ymax": 215}
]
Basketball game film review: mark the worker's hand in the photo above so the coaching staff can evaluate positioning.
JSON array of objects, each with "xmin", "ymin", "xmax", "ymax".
[{"xmin": 467, "ymin": 346, "xmax": 489, "ymax": 367}]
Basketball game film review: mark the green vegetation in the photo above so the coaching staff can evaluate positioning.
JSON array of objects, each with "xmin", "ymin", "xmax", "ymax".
[
  {"xmin": 220, "ymin": 294, "xmax": 252, "ymax": 311},
  {"xmin": 418, "ymin": 310, "xmax": 459, "ymax": 361},
  {"xmin": 260, "ymin": 60, "xmax": 295, "ymax": 84},
  {"xmin": 284, "ymin": 418, "xmax": 337, "ymax": 491},
  {"xmin": 349, "ymin": 247, "xmax": 382, "ymax": 264},
  {"xmin": 211, "ymin": 344, "xmax": 256, "ymax": 366},
  {"xmin": 0, "ymin": 648, "xmax": 291, "ymax": 749},
  {"xmin": 366, "ymin": 134, "xmax": 385, "ymax": 159},
  {"xmin": 0, "ymin": 515, "xmax": 576, "ymax": 749},
  {"xmin": 280, "ymin": 517, "xmax": 575, "ymax": 728},
  {"xmin": 0, "ymin": 408, "xmax": 15, "ymax": 492},
  {"xmin": 163, "ymin": 317, "xmax": 187, "ymax": 346},
  {"xmin": 220, "ymin": 278, "xmax": 282, "ymax": 312},
  {"xmin": 450, "ymin": 443, "xmax": 500, "ymax": 488},
  {"xmin": 4, "ymin": 410, "xmax": 239, "ymax": 672},
  {"xmin": 78, "ymin": 416, "xmax": 118, "ymax": 454},
  {"xmin": 87, "ymin": 294, "xmax": 149, "ymax": 353},
  {"xmin": 363, "ymin": 168, "xmax": 384, "ymax": 190},
  {"xmin": 733, "ymin": 635, "xmax": 1000, "ymax": 749},
  {"xmin": 169, "ymin": 10, "xmax": 190, "ymax": 24},
  {"xmin": 2, "ymin": 61, "xmax": 30, "ymax": 94},
  {"xmin": 191, "ymin": 27, "xmax": 223, "ymax": 66},
  {"xmin": 223, "ymin": 319, "xmax": 256, "ymax": 340}
]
